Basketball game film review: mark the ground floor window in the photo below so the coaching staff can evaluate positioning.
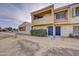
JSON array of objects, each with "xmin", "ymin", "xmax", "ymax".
[{"xmin": 73, "ymin": 26, "xmax": 79, "ymax": 34}]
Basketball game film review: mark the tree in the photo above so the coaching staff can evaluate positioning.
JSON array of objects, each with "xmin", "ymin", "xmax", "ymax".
[
  {"xmin": 8, "ymin": 27, "xmax": 12, "ymax": 31},
  {"xmin": 0, "ymin": 27, "xmax": 2, "ymax": 32}
]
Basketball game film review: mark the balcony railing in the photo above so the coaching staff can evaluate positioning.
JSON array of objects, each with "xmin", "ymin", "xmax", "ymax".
[
  {"xmin": 54, "ymin": 17, "xmax": 68, "ymax": 23},
  {"xmin": 32, "ymin": 15, "xmax": 54, "ymax": 25}
]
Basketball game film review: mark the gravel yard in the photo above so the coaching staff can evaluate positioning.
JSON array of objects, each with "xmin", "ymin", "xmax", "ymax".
[
  {"xmin": 0, "ymin": 32, "xmax": 15, "ymax": 40},
  {"xmin": 0, "ymin": 32, "xmax": 79, "ymax": 56}
]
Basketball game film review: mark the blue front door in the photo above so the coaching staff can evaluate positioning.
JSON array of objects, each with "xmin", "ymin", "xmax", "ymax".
[
  {"xmin": 55, "ymin": 26, "xmax": 61, "ymax": 36},
  {"xmin": 48, "ymin": 26, "xmax": 53, "ymax": 36}
]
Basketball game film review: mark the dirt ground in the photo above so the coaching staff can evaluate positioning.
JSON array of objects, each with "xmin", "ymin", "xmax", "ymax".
[{"xmin": 0, "ymin": 32, "xmax": 79, "ymax": 56}]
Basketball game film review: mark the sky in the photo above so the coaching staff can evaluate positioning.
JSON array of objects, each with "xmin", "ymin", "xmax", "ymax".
[{"xmin": 0, "ymin": 3, "xmax": 71, "ymax": 28}]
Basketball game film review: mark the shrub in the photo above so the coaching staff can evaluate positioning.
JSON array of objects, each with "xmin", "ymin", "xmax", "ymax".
[{"xmin": 31, "ymin": 29, "xmax": 47, "ymax": 37}]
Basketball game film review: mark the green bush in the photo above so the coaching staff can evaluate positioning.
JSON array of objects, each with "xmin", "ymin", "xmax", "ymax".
[{"xmin": 31, "ymin": 29, "xmax": 47, "ymax": 37}]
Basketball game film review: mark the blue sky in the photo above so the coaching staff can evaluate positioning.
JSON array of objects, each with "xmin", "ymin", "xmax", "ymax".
[{"xmin": 0, "ymin": 3, "xmax": 71, "ymax": 28}]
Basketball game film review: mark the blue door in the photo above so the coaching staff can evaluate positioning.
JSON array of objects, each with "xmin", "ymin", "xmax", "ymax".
[
  {"xmin": 48, "ymin": 26, "xmax": 53, "ymax": 36},
  {"xmin": 55, "ymin": 26, "xmax": 61, "ymax": 36}
]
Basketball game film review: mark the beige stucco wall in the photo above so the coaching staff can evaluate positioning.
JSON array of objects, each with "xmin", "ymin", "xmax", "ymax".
[
  {"xmin": 61, "ymin": 24, "xmax": 79, "ymax": 37},
  {"xmin": 32, "ymin": 26, "xmax": 47, "ymax": 30},
  {"xmin": 61, "ymin": 25, "xmax": 73, "ymax": 37}
]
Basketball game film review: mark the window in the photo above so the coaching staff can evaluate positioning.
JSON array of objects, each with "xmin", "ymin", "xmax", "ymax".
[
  {"xmin": 73, "ymin": 26, "xmax": 79, "ymax": 34},
  {"xmin": 19, "ymin": 26, "xmax": 26, "ymax": 31},
  {"xmin": 75, "ymin": 7, "xmax": 79, "ymax": 16},
  {"xmin": 73, "ymin": 26, "xmax": 78, "ymax": 34},
  {"xmin": 55, "ymin": 11, "xmax": 67, "ymax": 19}
]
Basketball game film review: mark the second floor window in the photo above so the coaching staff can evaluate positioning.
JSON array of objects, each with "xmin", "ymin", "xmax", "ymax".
[
  {"xmin": 55, "ymin": 11, "xmax": 67, "ymax": 19},
  {"xmin": 75, "ymin": 7, "xmax": 79, "ymax": 16}
]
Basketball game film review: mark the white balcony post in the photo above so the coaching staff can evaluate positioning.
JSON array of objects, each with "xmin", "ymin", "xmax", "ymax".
[{"xmin": 53, "ymin": 25, "xmax": 55, "ymax": 40}]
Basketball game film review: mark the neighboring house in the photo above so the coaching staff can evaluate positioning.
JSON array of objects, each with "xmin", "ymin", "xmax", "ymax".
[
  {"xmin": 31, "ymin": 3, "xmax": 79, "ymax": 37},
  {"xmin": 18, "ymin": 22, "xmax": 31, "ymax": 35}
]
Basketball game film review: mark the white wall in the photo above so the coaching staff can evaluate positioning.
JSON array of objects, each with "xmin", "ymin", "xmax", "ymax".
[
  {"xmin": 61, "ymin": 25, "xmax": 73, "ymax": 37},
  {"xmin": 25, "ymin": 25, "xmax": 31, "ymax": 35},
  {"xmin": 19, "ymin": 23, "xmax": 31, "ymax": 35}
]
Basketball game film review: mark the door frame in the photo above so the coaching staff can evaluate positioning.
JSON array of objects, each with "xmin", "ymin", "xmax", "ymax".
[
  {"xmin": 55, "ymin": 26, "xmax": 61, "ymax": 36},
  {"xmin": 48, "ymin": 26, "xmax": 53, "ymax": 36}
]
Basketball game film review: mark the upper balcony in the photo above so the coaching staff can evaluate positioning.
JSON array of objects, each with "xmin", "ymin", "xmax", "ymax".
[
  {"xmin": 32, "ymin": 15, "xmax": 54, "ymax": 26},
  {"xmin": 32, "ymin": 8, "xmax": 54, "ymax": 26},
  {"xmin": 31, "ymin": 4, "xmax": 54, "ymax": 26}
]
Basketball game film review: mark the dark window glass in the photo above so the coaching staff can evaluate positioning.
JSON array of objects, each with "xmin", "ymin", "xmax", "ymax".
[
  {"xmin": 55, "ymin": 11, "xmax": 67, "ymax": 19},
  {"xmin": 75, "ymin": 7, "xmax": 79, "ymax": 16},
  {"xmin": 34, "ymin": 16, "xmax": 43, "ymax": 19},
  {"xmin": 73, "ymin": 26, "xmax": 79, "ymax": 34}
]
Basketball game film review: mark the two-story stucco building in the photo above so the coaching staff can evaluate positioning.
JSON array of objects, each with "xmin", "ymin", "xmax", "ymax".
[{"xmin": 31, "ymin": 3, "xmax": 79, "ymax": 37}]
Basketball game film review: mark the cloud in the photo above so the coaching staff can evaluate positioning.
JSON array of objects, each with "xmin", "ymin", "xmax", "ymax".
[
  {"xmin": 0, "ymin": 4, "xmax": 26, "ymax": 21},
  {"xmin": 0, "ymin": 3, "xmax": 53, "ymax": 23},
  {"xmin": 0, "ymin": 3, "xmax": 70, "ymax": 28}
]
